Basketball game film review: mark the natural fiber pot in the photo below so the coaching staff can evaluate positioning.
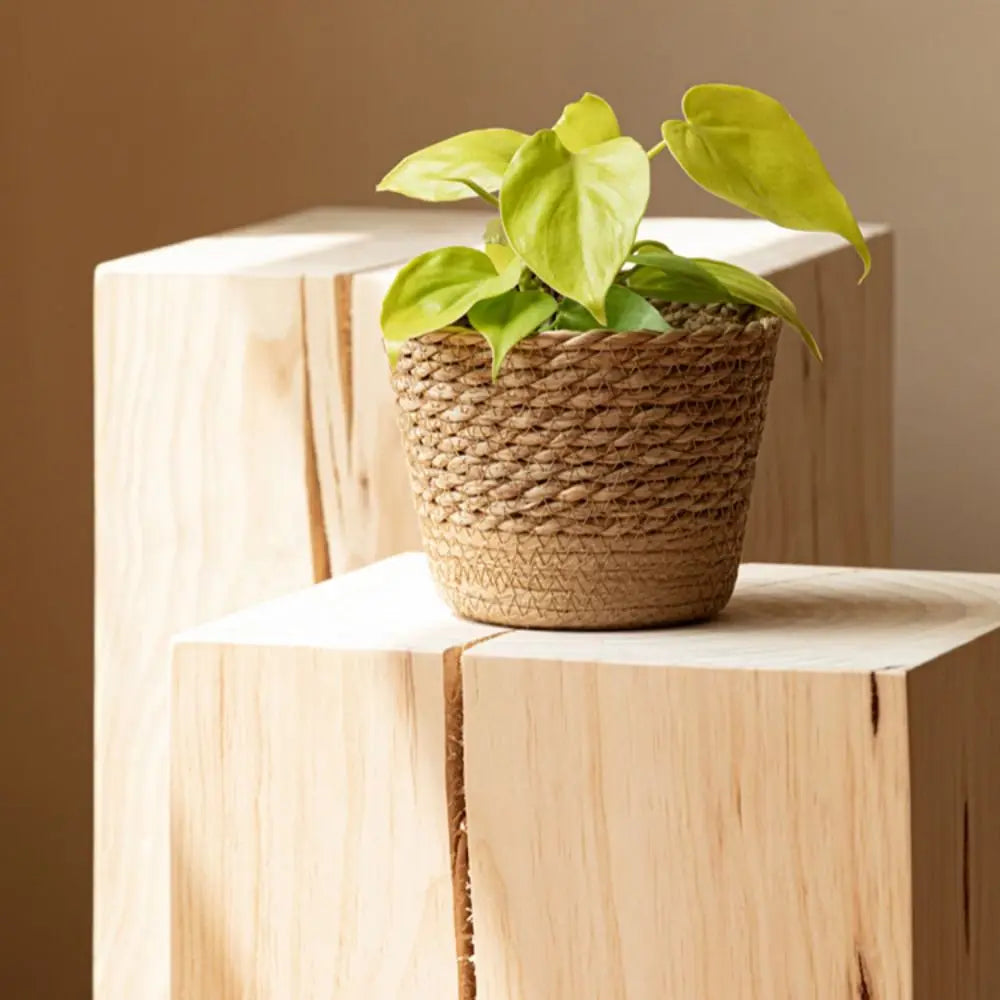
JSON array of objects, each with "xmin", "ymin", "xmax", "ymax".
[{"xmin": 391, "ymin": 303, "xmax": 781, "ymax": 629}]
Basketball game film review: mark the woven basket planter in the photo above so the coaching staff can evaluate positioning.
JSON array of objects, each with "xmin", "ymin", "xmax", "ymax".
[{"xmin": 391, "ymin": 304, "xmax": 781, "ymax": 629}]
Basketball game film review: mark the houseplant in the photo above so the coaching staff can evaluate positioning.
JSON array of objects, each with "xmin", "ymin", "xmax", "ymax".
[{"xmin": 378, "ymin": 86, "xmax": 869, "ymax": 629}]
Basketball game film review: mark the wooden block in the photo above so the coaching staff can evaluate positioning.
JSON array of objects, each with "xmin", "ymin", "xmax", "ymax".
[
  {"xmin": 170, "ymin": 555, "xmax": 502, "ymax": 1000},
  {"xmin": 463, "ymin": 564, "xmax": 1000, "ymax": 1000},
  {"xmin": 95, "ymin": 206, "xmax": 484, "ymax": 1000},
  {"xmin": 171, "ymin": 555, "xmax": 1000, "ymax": 999},
  {"xmin": 96, "ymin": 208, "xmax": 893, "ymax": 1000}
]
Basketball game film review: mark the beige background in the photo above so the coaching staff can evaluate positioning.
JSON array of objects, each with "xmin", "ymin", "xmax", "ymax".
[{"xmin": 4, "ymin": 0, "xmax": 997, "ymax": 995}]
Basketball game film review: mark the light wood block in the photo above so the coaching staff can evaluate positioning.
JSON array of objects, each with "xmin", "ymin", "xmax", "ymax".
[
  {"xmin": 170, "ymin": 555, "xmax": 500, "ymax": 1000},
  {"xmin": 97, "ymin": 208, "xmax": 893, "ymax": 1000},
  {"xmin": 173, "ymin": 556, "xmax": 1000, "ymax": 999}
]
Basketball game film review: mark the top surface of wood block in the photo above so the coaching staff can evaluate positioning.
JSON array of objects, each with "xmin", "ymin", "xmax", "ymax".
[
  {"xmin": 174, "ymin": 553, "xmax": 499, "ymax": 653},
  {"xmin": 97, "ymin": 206, "xmax": 889, "ymax": 279},
  {"xmin": 177, "ymin": 555, "xmax": 1000, "ymax": 674}
]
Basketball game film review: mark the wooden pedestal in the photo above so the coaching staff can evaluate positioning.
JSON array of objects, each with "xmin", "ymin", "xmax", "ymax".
[
  {"xmin": 172, "ymin": 555, "xmax": 1000, "ymax": 999},
  {"xmin": 97, "ymin": 208, "xmax": 893, "ymax": 999}
]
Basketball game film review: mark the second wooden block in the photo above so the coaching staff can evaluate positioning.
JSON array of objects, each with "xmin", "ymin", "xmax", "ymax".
[{"xmin": 172, "ymin": 557, "xmax": 1000, "ymax": 999}]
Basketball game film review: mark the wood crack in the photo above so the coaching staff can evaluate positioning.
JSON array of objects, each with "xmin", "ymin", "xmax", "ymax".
[
  {"xmin": 299, "ymin": 278, "xmax": 332, "ymax": 581},
  {"xmin": 443, "ymin": 631, "xmax": 511, "ymax": 1000},
  {"xmin": 869, "ymin": 672, "xmax": 880, "ymax": 736},
  {"xmin": 963, "ymin": 798, "xmax": 971, "ymax": 954},
  {"xmin": 856, "ymin": 949, "xmax": 872, "ymax": 1000}
]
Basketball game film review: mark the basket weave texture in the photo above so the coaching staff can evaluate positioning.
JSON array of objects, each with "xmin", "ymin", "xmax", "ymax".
[{"xmin": 391, "ymin": 304, "xmax": 781, "ymax": 629}]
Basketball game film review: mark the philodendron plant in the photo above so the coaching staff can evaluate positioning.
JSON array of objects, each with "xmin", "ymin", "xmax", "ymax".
[{"xmin": 378, "ymin": 86, "xmax": 869, "ymax": 376}]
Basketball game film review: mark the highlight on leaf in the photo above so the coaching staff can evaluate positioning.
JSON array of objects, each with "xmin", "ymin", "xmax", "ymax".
[
  {"xmin": 500, "ymin": 129, "xmax": 650, "ymax": 323},
  {"xmin": 380, "ymin": 246, "xmax": 521, "ymax": 363},
  {"xmin": 376, "ymin": 128, "xmax": 527, "ymax": 202},
  {"xmin": 552, "ymin": 93, "xmax": 621, "ymax": 152}
]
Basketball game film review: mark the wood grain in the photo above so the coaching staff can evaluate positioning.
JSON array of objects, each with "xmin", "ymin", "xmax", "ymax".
[
  {"xmin": 464, "ymin": 663, "xmax": 912, "ymax": 999},
  {"xmin": 165, "ymin": 556, "xmax": 1000, "ymax": 998},
  {"xmin": 302, "ymin": 267, "xmax": 422, "ymax": 575},
  {"xmin": 465, "ymin": 563, "xmax": 1000, "ymax": 673},
  {"xmin": 743, "ymin": 235, "xmax": 894, "ymax": 566},
  {"xmin": 461, "ymin": 563, "xmax": 1000, "ymax": 1000},
  {"xmin": 172, "ymin": 644, "xmax": 458, "ymax": 1000},
  {"xmin": 96, "ymin": 210, "xmax": 893, "ymax": 1000},
  {"xmin": 94, "ymin": 270, "xmax": 316, "ymax": 1000},
  {"xmin": 909, "ymin": 629, "xmax": 1000, "ymax": 998},
  {"xmin": 94, "ymin": 209, "xmax": 483, "ymax": 1000},
  {"xmin": 170, "ymin": 557, "xmax": 502, "ymax": 1000}
]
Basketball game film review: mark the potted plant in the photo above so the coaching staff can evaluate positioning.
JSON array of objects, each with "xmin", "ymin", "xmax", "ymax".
[{"xmin": 377, "ymin": 86, "xmax": 869, "ymax": 629}]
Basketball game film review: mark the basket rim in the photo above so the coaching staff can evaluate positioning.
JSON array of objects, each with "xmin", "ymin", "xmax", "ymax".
[{"xmin": 413, "ymin": 313, "xmax": 783, "ymax": 352}]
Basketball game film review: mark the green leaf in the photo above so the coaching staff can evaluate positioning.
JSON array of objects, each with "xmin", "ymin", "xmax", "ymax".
[
  {"xmin": 553, "ymin": 93, "xmax": 620, "ymax": 152},
  {"xmin": 554, "ymin": 298, "xmax": 599, "ymax": 332},
  {"xmin": 376, "ymin": 128, "xmax": 528, "ymax": 202},
  {"xmin": 483, "ymin": 217, "xmax": 506, "ymax": 244},
  {"xmin": 482, "ymin": 218, "xmax": 517, "ymax": 271},
  {"xmin": 694, "ymin": 257, "xmax": 822, "ymax": 360},
  {"xmin": 624, "ymin": 249, "xmax": 735, "ymax": 304},
  {"xmin": 661, "ymin": 85, "xmax": 870, "ymax": 279},
  {"xmin": 555, "ymin": 285, "xmax": 671, "ymax": 333},
  {"xmin": 452, "ymin": 178, "xmax": 499, "ymax": 207},
  {"xmin": 630, "ymin": 238, "xmax": 673, "ymax": 255},
  {"xmin": 484, "ymin": 242, "xmax": 517, "ymax": 272},
  {"xmin": 380, "ymin": 247, "xmax": 522, "ymax": 359},
  {"xmin": 501, "ymin": 130, "xmax": 650, "ymax": 324},
  {"xmin": 468, "ymin": 290, "xmax": 557, "ymax": 377}
]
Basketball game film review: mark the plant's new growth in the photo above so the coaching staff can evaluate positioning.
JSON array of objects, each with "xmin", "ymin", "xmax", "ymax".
[{"xmin": 377, "ymin": 87, "xmax": 868, "ymax": 374}]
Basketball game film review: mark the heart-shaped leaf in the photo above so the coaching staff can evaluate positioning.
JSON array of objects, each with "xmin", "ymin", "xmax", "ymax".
[
  {"xmin": 501, "ymin": 129, "xmax": 650, "ymax": 324},
  {"xmin": 468, "ymin": 289, "xmax": 558, "ymax": 377},
  {"xmin": 625, "ymin": 249, "xmax": 735, "ymax": 303},
  {"xmin": 661, "ymin": 85, "xmax": 870, "ymax": 278},
  {"xmin": 694, "ymin": 257, "xmax": 822, "ymax": 360},
  {"xmin": 555, "ymin": 285, "xmax": 671, "ymax": 333},
  {"xmin": 553, "ymin": 93, "xmax": 620, "ymax": 152},
  {"xmin": 380, "ymin": 247, "xmax": 522, "ymax": 360},
  {"xmin": 377, "ymin": 128, "xmax": 528, "ymax": 202}
]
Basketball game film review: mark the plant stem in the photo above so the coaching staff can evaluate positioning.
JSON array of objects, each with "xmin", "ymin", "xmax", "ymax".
[
  {"xmin": 458, "ymin": 179, "xmax": 500, "ymax": 207},
  {"xmin": 647, "ymin": 139, "xmax": 668, "ymax": 160}
]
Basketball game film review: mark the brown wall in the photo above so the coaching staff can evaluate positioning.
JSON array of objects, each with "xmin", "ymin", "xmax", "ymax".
[
  {"xmin": 4, "ymin": 0, "xmax": 999, "ymax": 995},
  {"xmin": 3, "ymin": 1, "xmax": 363, "ymax": 995}
]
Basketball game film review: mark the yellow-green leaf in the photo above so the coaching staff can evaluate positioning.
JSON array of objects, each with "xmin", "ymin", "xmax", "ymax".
[
  {"xmin": 662, "ymin": 85, "xmax": 870, "ymax": 279},
  {"xmin": 483, "ymin": 217, "xmax": 506, "ymax": 244},
  {"xmin": 376, "ymin": 128, "xmax": 527, "ymax": 202},
  {"xmin": 482, "ymin": 218, "xmax": 517, "ymax": 271},
  {"xmin": 380, "ymin": 247, "xmax": 521, "ymax": 361},
  {"xmin": 553, "ymin": 93, "xmax": 620, "ymax": 152},
  {"xmin": 484, "ymin": 242, "xmax": 517, "ymax": 272},
  {"xmin": 695, "ymin": 257, "xmax": 822, "ymax": 360},
  {"xmin": 501, "ymin": 129, "xmax": 650, "ymax": 323},
  {"xmin": 468, "ymin": 289, "xmax": 557, "ymax": 377},
  {"xmin": 555, "ymin": 285, "xmax": 671, "ymax": 333},
  {"xmin": 625, "ymin": 249, "xmax": 735, "ymax": 303}
]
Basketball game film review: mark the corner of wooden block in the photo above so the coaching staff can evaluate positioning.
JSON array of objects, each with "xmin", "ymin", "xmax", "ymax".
[{"xmin": 168, "ymin": 579, "xmax": 508, "ymax": 1000}]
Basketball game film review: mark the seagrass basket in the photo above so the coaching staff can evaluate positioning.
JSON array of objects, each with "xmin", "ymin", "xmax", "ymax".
[{"xmin": 391, "ymin": 303, "xmax": 781, "ymax": 629}]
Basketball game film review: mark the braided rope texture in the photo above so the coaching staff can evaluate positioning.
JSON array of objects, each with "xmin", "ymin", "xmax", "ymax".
[{"xmin": 391, "ymin": 304, "xmax": 781, "ymax": 629}]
